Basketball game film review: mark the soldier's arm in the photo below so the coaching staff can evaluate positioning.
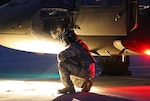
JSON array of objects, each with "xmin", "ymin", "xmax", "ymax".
[{"xmin": 58, "ymin": 45, "xmax": 81, "ymax": 60}]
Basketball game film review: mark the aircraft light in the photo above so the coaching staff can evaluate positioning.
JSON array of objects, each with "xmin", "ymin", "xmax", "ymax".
[{"xmin": 144, "ymin": 49, "xmax": 150, "ymax": 55}]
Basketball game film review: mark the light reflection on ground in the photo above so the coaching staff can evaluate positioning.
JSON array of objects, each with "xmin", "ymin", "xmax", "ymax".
[{"xmin": 0, "ymin": 78, "xmax": 150, "ymax": 101}]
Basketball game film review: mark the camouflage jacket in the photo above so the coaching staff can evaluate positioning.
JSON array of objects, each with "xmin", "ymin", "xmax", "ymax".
[{"xmin": 58, "ymin": 39, "xmax": 96, "ymax": 68}]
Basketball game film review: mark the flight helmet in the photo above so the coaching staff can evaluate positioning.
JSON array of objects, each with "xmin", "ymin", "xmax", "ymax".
[{"xmin": 60, "ymin": 30, "xmax": 78, "ymax": 46}]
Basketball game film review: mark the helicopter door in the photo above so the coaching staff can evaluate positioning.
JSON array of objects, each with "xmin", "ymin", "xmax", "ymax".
[{"xmin": 74, "ymin": 0, "xmax": 127, "ymax": 36}]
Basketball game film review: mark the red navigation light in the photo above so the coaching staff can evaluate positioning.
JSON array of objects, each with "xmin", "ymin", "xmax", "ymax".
[{"xmin": 144, "ymin": 49, "xmax": 150, "ymax": 55}]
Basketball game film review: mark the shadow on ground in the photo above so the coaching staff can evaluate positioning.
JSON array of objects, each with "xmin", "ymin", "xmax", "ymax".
[{"xmin": 52, "ymin": 92, "xmax": 132, "ymax": 101}]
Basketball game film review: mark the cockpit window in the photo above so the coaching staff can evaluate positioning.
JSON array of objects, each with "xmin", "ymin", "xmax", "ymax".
[
  {"xmin": 0, "ymin": 0, "xmax": 12, "ymax": 6},
  {"xmin": 83, "ymin": 0, "xmax": 123, "ymax": 6},
  {"xmin": 139, "ymin": 0, "xmax": 150, "ymax": 15}
]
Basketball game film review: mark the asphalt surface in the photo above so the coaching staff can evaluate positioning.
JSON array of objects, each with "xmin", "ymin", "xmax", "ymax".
[{"xmin": 0, "ymin": 66, "xmax": 150, "ymax": 101}]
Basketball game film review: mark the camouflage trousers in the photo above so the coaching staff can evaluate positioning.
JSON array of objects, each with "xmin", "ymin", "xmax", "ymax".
[{"xmin": 58, "ymin": 61, "xmax": 95, "ymax": 88}]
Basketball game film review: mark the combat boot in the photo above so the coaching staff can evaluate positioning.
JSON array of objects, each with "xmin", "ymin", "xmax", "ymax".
[
  {"xmin": 58, "ymin": 86, "xmax": 75, "ymax": 94},
  {"xmin": 81, "ymin": 79, "xmax": 93, "ymax": 92}
]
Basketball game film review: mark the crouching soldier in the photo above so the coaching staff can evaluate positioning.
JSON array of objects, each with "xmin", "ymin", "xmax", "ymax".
[{"xmin": 57, "ymin": 30, "xmax": 96, "ymax": 93}]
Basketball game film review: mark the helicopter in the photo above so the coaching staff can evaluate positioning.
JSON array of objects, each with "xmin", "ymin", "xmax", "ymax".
[{"xmin": 0, "ymin": 0, "xmax": 150, "ymax": 75}]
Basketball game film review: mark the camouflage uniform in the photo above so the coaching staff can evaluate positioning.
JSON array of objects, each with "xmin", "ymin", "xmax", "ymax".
[{"xmin": 58, "ymin": 39, "xmax": 96, "ymax": 88}]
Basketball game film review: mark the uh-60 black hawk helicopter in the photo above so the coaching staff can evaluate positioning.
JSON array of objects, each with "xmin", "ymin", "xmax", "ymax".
[{"xmin": 0, "ymin": 0, "xmax": 150, "ymax": 75}]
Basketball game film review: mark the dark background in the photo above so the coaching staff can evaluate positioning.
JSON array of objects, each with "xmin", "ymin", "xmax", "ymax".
[{"xmin": 0, "ymin": 46, "xmax": 150, "ymax": 80}]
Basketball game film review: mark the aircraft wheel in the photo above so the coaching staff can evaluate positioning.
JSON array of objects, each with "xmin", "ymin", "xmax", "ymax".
[{"xmin": 98, "ymin": 55, "xmax": 130, "ymax": 76}]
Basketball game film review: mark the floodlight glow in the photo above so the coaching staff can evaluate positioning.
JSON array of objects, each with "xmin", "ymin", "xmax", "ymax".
[
  {"xmin": 0, "ymin": 80, "xmax": 104, "ymax": 94},
  {"xmin": 144, "ymin": 49, "xmax": 150, "ymax": 55},
  {"xmin": 12, "ymin": 40, "xmax": 66, "ymax": 54},
  {"xmin": 0, "ymin": 34, "xmax": 66, "ymax": 54},
  {"xmin": 0, "ymin": 80, "xmax": 64, "ymax": 96}
]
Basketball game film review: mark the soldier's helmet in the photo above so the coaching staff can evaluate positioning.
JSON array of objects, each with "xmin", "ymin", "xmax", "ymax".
[{"xmin": 60, "ymin": 30, "xmax": 78, "ymax": 46}]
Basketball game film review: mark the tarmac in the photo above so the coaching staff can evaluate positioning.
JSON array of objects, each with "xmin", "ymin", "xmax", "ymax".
[{"xmin": 0, "ymin": 66, "xmax": 150, "ymax": 101}]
